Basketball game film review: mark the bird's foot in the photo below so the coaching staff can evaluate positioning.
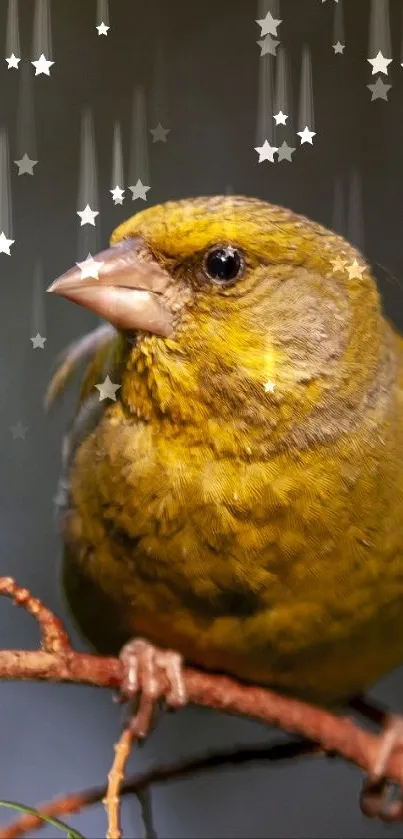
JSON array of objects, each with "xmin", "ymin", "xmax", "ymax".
[
  {"xmin": 360, "ymin": 715, "xmax": 403, "ymax": 821},
  {"xmin": 118, "ymin": 638, "xmax": 187, "ymax": 738}
]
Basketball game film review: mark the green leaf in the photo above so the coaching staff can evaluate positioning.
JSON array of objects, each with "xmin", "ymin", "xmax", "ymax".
[{"xmin": 0, "ymin": 800, "xmax": 86, "ymax": 838}]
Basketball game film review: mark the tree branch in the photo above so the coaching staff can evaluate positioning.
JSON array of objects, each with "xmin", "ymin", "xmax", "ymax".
[{"xmin": 0, "ymin": 575, "xmax": 403, "ymax": 837}]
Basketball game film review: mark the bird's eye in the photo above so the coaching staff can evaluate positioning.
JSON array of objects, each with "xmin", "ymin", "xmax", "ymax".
[{"xmin": 203, "ymin": 245, "xmax": 245, "ymax": 286}]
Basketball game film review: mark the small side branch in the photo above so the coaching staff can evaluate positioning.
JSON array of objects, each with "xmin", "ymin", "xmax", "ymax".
[
  {"xmin": 0, "ymin": 577, "xmax": 70, "ymax": 654},
  {"xmin": 104, "ymin": 725, "xmax": 136, "ymax": 839}
]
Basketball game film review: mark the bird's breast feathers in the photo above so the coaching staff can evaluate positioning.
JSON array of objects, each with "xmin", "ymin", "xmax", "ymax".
[{"xmin": 62, "ymin": 395, "xmax": 403, "ymax": 701}]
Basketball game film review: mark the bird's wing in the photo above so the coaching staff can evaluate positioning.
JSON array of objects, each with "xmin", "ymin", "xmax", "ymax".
[
  {"xmin": 46, "ymin": 323, "xmax": 127, "ymax": 515},
  {"xmin": 45, "ymin": 323, "xmax": 119, "ymax": 412}
]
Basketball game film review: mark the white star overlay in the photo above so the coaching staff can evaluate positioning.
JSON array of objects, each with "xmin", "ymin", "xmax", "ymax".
[
  {"xmin": 10, "ymin": 422, "xmax": 28, "ymax": 440},
  {"xmin": 331, "ymin": 257, "xmax": 347, "ymax": 273},
  {"xmin": 77, "ymin": 204, "xmax": 99, "ymax": 226},
  {"xmin": 31, "ymin": 333, "xmax": 47, "ymax": 349},
  {"xmin": 257, "ymin": 35, "xmax": 280, "ymax": 56},
  {"xmin": 333, "ymin": 42, "xmax": 345, "ymax": 54},
  {"xmin": 0, "ymin": 232, "xmax": 14, "ymax": 254},
  {"xmin": 14, "ymin": 154, "xmax": 38, "ymax": 175},
  {"xmin": 110, "ymin": 185, "xmax": 125, "ymax": 204},
  {"xmin": 96, "ymin": 22, "xmax": 110, "ymax": 35},
  {"xmin": 254, "ymin": 140, "xmax": 278, "ymax": 162},
  {"xmin": 277, "ymin": 141, "xmax": 296, "ymax": 162},
  {"xmin": 5, "ymin": 54, "xmax": 20, "ymax": 69},
  {"xmin": 255, "ymin": 10, "xmax": 282, "ymax": 37},
  {"xmin": 149, "ymin": 124, "xmax": 171, "ymax": 142},
  {"xmin": 273, "ymin": 111, "xmax": 288, "ymax": 125},
  {"xmin": 367, "ymin": 51, "xmax": 392, "ymax": 76},
  {"xmin": 95, "ymin": 375, "xmax": 121, "ymax": 402},
  {"xmin": 76, "ymin": 253, "xmax": 104, "ymax": 279},
  {"xmin": 297, "ymin": 126, "xmax": 316, "ymax": 144},
  {"xmin": 367, "ymin": 78, "xmax": 391, "ymax": 101},
  {"xmin": 346, "ymin": 260, "xmax": 365, "ymax": 280},
  {"xmin": 31, "ymin": 54, "xmax": 54, "ymax": 76},
  {"xmin": 129, "ymin": 179, "xmax": 151, "ymax": 201}
]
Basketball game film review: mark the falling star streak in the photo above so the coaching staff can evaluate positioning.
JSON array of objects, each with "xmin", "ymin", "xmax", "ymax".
[
  {"xmin": 257, "ymin": 0, "xmax": 280, "ymax": 20},
  {"xmin": 218, "ymin": 189, "xmax": 238, "ymax": 241},
  {"xmin": 111, "ymin": 121, "xmax": 124, "ymax": 187},
  {"xmin": 149, "ymin": 36, "xmax": 171, "ymax": 143},
  {"xmin": 0, "ymin": 130, "xmax": 13, "ymax": 239},
  {"xmin": 31, "ymin": 262, "xmax": 46, "ymax": 338},
  {"xmin": 77, "ymin": 108, "xmax": 100, "ymax": 260},
  {"xmin": 369, "ymin": 0, "xmax": 391, "ymax": 57},
  {"xmin": 32, "ymin": 0, "xmax": 53, "ymax": 60},
  {"xmin": 347, "ymin": 170, "xmax": 365, "ymax": 252},
  {"xmin": 151, "ymin": 37, "xmax": 167, "ymax": 124},
  {"xmin": 96, "ymin": 0, "xmax": 110, "ymax": 25},
  {"xmin": 333, "ymin": 0, "xmax": 345, "ymax": 49},
  {"xmin": 6, "ymin": 0, "xmax": 20, "ymax": 59},
  {"xmin": 256, "ymin": 51, "xmax": 275, "ymax": 145},
  {"xmin": 273, "ymin": 46, "xmax": 293, "ymax": 145},
  {"xmin": 274, "ymin": 46, "xmax": 290, "ymax": 116},
  {"xmin": 401, "ymin": 5, "xmax": 403, "ymax": 63},
  {"xmin": 16, "ymin": 62, "xmax": 37, "ymax": 160},
  {"xmin": 129, "ymin": 85, "xmax": 150, "ymax": 186},
  {"xmin": 331, "ymin": 177, "xmax": 346, "ymax": 236},
  {"xmin": 298, "ymin": 45, "xmax": 315, "ymax": 133}
]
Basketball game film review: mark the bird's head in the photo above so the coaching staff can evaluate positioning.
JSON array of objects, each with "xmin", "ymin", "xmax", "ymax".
[{"xmin": 48, "ymin": 196, "xmax": 389, "ymax": 455}]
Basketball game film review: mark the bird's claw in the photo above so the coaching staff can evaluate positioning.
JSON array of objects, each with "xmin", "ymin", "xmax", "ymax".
[
  {"xmin": 118, "ymin": 638, "xmax": 187, "ymax": 738},
  {"xmin": 360, "ymin": 715, "xmax": 403, "ymax": 822}
]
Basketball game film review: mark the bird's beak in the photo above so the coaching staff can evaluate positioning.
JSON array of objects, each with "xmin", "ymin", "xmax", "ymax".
[{"xmin": 46, "ymin": 236, "xmax": 174, "ymax": 336}]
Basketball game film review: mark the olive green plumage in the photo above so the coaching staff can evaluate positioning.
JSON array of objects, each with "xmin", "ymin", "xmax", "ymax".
[{"xmin": 52, "ymin": 196, "xmax": 403, "ymax": 705}]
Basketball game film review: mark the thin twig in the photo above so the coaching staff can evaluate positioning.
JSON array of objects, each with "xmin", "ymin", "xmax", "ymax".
[
  {"xmin": 104, "ymin": 726, "xmax": 136, "ymax": 839},
  {"xmin": 0, "ymin": 578, "xmax": 70, "ymax": 654},
  {"xmin": 0, "ymin": 739, "xmax": 321, "ymax": 839}
]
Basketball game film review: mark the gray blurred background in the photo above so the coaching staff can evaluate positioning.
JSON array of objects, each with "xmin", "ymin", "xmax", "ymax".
[{"xmin": 0, "ymin": 0, "xmax": 403, "ymax": 836}]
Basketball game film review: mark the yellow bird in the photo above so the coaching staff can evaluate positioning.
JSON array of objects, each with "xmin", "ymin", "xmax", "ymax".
[{"xmin": 47, "ymin": 196, "xmax": 403, "ymax": 767}]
